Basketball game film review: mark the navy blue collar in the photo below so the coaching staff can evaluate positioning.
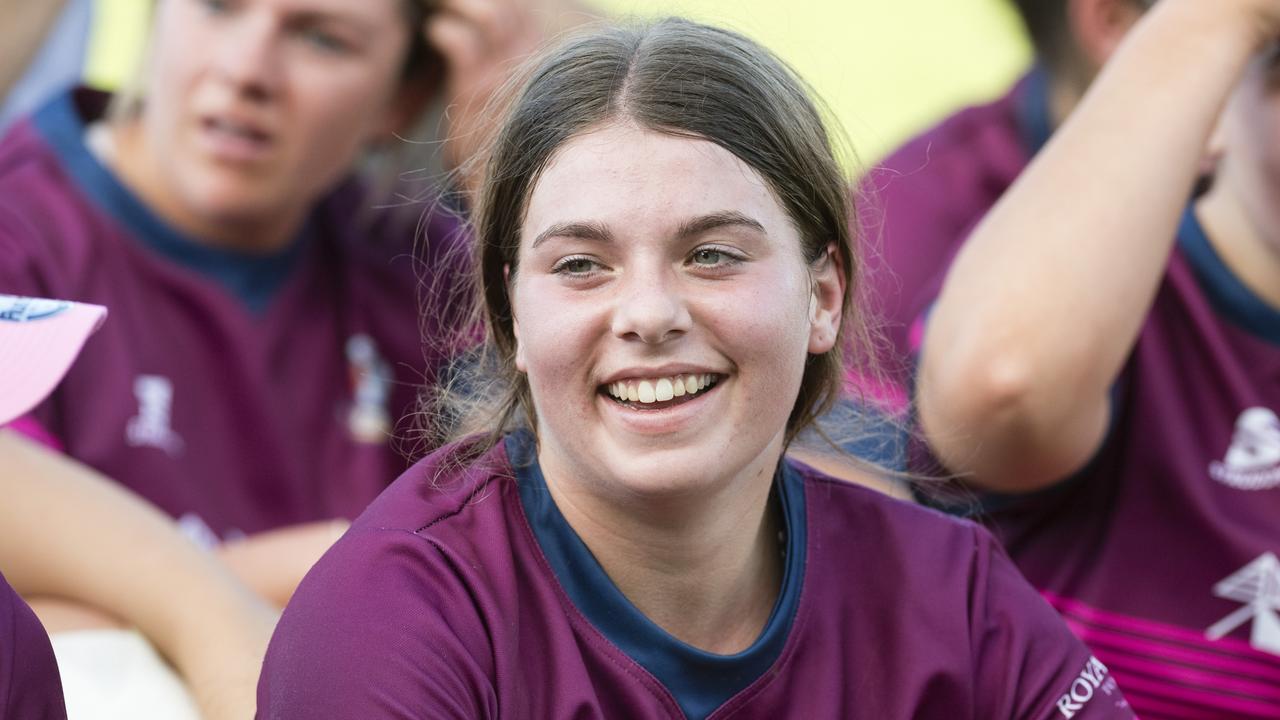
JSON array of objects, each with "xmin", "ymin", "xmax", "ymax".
[
  {"xmin": 32, "ymin": 89, "xmax": 309, "ymax": 313},
  {"xmin": 1178, "ymin": 208, "xmax": 1280, "ymax": 345},
  {"xmin": 507, "ymin": 430, "xmax": 806, "ymax": 720},
  {"xmin": 1014, "ymin": 64, "xmax": 1054, "ymax": 158}
]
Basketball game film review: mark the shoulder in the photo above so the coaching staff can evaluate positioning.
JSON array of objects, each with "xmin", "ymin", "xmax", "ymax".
[
  {"xmin": 260, "ymin": 441, "xmax": 515, "ymax": 718},
  {"xmin": 864, "ymin": 81, "xmax": 1028, "ymax": 205},
  {"xmin": 0, "ymin": 92, "xmax": 115, "ymax": 298},
  {"xmin": 0, "ymin": 573, "xmax": 66, "ymax": 719},
  {"xmin": 353, "ymin": 436, "xmax": 514, "ymax": 535}
]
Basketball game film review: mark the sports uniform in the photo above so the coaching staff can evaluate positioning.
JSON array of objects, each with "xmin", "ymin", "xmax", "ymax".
[
  {"xmin": 951, "ymin": 211, "xmax": 1280, "ymax": 718},
  {"xmin": 857, "ymin": 68, "xmax": 1050, "ymax": 404},
  {"xmin": 890, "ymin": 67, "xmax": 1280, "ymax": 719},
  {"xmin": 257, "ymin": 430, "xmax": 1134, "ymax": 720},
  {"xmin": 0, "ymin": 89, "xmax": 469, "ymax": 538},
  {"xmin": 0, "ymin": 570, "xmax": 66, "ymax": 719}
]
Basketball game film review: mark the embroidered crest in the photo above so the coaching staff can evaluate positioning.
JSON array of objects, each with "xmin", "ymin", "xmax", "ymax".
[{"xmin": 125, "ymin": 375, "xmax": 185, "ymax": 455}]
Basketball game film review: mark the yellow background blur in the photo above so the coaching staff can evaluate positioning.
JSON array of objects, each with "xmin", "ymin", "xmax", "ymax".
[{"xmin": 84, "ymin": 0, "xmax": 1032, "ymax": 164}]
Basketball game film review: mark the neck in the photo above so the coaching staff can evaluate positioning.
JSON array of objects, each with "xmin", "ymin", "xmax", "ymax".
[
  {"xmin": 104, "ymin": 119, "xmax": 306, "ymax": 254},
  {"xmin": 541, "ymin": 447, "xmax": 786, "ymax": 655},
  {"xmin": 1196, "ymin": 171, "xmax": 1280, "ymax": 310}
]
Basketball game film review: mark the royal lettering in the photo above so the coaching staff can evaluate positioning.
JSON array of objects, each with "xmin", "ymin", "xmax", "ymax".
[{"xmin": 1056, "ymin": 656, "xmax": 1110, "ymax": 718}]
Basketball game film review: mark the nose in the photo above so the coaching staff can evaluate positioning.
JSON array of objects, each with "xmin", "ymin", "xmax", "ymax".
[
  {"xmin": 610, "ymin": 267, "xmax": 692, "ymax": 345},
  {"xmin": 213, "ymin": 14, "xmax": 282, "ymax": 101}
]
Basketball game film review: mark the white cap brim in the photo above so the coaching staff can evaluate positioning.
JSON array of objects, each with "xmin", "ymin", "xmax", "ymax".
[{"xmin": 0, "ymin": 295, "xmax": 107, "ymax": 426}]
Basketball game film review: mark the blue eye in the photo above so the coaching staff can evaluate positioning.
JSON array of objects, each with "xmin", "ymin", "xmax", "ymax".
[{"xmin": 198, "ymin": 0, "xmax": 231, "ymax": 13}]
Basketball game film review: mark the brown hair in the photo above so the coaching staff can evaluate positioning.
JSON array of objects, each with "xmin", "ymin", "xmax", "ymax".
[{"xmin": 435, "ymin": 17, "xmax": 875, "ymax": 457}]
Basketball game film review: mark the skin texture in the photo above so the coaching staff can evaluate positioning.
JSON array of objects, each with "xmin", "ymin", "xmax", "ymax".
[
  {"xmin": 917, "ymin": 0, "xmax": 1280, "ymax": 491},
  {"xmin": 510, "ymin": 122, "xmax": 843, "ymax": 653}
]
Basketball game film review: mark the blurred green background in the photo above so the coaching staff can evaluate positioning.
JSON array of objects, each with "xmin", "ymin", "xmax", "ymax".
[{"xmin": 85, "ymin": 0, "xmax": 1031, "ymax": 165}]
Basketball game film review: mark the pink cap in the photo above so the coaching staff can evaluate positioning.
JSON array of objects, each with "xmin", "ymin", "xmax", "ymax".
[{"xmin": 0, "ymin": 295, "xmax": 107, "ymax": 426}]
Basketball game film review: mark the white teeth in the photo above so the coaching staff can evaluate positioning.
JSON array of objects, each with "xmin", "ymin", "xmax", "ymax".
[{"xmin": 605, "ymin": 373, "xmax": 718, "ymax": 405}]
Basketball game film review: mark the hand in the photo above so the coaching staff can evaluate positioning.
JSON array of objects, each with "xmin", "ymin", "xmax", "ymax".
[{"xmin": 426, "ymin": 0, "xmax": 598, "ymax": 193}]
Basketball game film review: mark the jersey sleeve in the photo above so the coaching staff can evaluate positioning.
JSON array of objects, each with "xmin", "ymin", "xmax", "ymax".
[
  {"xmin": 968, "ymin": 527, "xmax": 1133, "ymax": 720},
  {"xmin": 1, "ymin": 574, "xmax": 67, "ymax": 720},
  {"xmin": 257, "ymin": 527, "xmax": 497, "ymax": 719}
]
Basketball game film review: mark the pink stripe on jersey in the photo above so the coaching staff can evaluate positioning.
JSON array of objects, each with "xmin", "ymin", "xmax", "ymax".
[
  {"xmin": 1041, "ymin": 592, "xmax": 1280, "ymax": 719},
  {"xmin": 1106, "ymin": 668, "xmax": 1280, "ymax": 719},
  {"xmin": 5, "ymin": 414, "xmax": 64, "ymax": 452},
  {"xmin": 1044, "ymin": 592, "xmax": 1278, "ymax": 673}
]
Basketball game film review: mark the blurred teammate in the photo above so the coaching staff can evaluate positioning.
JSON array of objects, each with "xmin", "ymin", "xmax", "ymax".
[
  {"xmin": 258, "ymin": 19, "xmax": 1134, "ymax": 719},
  {"xmin": 917, "ymin": 0, "xmax": 1280, "ymax": 715},
  {"xmin": 860, "ymin": 0, "xmax": 1150, "ymax": 405},
  {"xmin": 0, "ymin": 294, "xmax": 275, "ymax": 720},
  {"xmin": 0, "ymin": 0, "xmax": 590, "ymax": 607}
]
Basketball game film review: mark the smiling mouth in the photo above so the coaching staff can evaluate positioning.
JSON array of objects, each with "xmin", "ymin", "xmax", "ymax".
[{"xmin": 601, "ymin": 374, "xmax": 722, "ymax": 410}]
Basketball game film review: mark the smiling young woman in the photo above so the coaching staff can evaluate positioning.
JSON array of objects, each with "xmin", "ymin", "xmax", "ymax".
[{"xmin": 257, "ymin": 17, "xmax": 1136, "ymax": 720}]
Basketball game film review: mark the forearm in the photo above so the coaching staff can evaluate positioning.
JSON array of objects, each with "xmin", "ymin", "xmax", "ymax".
[
  {"xmin": 0, "ymin": 430, "xmax": 274, "ymax": 716},
  {"xmin": 0, "ymin": 0, "xmax": 72, "ymax": 98},
  {"xmin": 919, "ymin": 0, "xmax": 1263, "ymax": 488}
]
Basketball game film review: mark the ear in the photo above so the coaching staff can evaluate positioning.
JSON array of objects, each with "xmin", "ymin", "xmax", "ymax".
[
  {"xmin": 807, "ymin": 243, "xmax": 844, "ymax": 355},
  {"xmin": 506, "ymin": 264, "xmax": 527, "ymax": 372},
  {"xmin": 1067, "ymin": 0, "xmax": 1146, "ymax": 73}
]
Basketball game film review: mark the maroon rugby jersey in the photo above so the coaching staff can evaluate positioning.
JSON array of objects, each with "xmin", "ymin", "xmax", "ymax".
[
  {"xmin": 0, "ymin": 89, "xmax": 470, "ymax": 538},
  {"xmin": 963, "ymin": 211, "xmax": 1280, "ymax": 718},
  {"xmin": 0, "ymin": 570, "xmax": 66, "ymax": 719},
  {"xmin": 258, "ymin": 432, "xmax": 1133, "ymax": 719},
  {"xmin": 852, "ymin": 68, "xmax": 1049, "ymax": 409}
]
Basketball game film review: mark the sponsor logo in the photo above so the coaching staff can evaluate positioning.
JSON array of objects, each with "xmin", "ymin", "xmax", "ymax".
[
  {"xmin": 0, "ymin": 296, "xmax": 69, "ymax": 322},
  {"xmin": 1209, "ymin": 408, "xmax": 1280, "ymax": 490},
  {"xmin": 1056, "ymin": 656, "xmax": 1119, "ymax": 719},
  {"xmin": 1206, "ymin": 552, "xmax": 1280, "ymax": 656},
  {"xmin": 345, "ymin": 334, "xmax": 392, "ymax": 444},
  {"xmin": 125, "ymin": 375, "xmax": 185, "ymax": 456}
]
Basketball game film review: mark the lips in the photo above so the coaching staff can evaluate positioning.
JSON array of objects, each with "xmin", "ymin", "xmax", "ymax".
[{"xmin": 198, "ymin": 114, "xmax": 274, "ymax": 163}]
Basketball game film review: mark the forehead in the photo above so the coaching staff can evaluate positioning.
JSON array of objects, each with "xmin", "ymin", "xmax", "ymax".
[
  {"xmin": 208, "ymin": 0, "xmax": 407, "ymax": 27},
  {"xmin": 523, "ymin": 123, "xmax": 790, "ymax": 241}
]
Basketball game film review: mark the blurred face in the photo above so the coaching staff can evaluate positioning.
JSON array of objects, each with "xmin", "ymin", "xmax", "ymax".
[
  {"xmin": 132, "ymin": 0, "xmax": 412, "ymax": 237},
  {"xmin": 1215, "ymin": 48, "xmax": 1280, "ymax": 253},
  {"xmin": 511, "ymin": 123, "xmax": 841, "ymax": 501}
]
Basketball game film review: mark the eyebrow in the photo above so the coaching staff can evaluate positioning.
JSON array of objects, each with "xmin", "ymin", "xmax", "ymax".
[{"xmin": 530, "ymin": 211, "xmax": 765, "ymax": 249}]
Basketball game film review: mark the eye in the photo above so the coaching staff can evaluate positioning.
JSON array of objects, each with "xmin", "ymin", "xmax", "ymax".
[
  {"xmin": 688, "ymin": 246, "xmax": 743, "ymax": 268},
  {"xmin": 197, "ymin": 0, "xmax": 232, "ymax": 13},
  {"xmin": 300, "ymin": 27, "xmax": 351, "ymax": 54},
  {"xmin": 551, "ymin": 256, "xmax": 602, "ymax": 276}
]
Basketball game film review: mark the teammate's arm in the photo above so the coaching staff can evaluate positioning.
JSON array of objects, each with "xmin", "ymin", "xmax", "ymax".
[
  {"xmin": 0, "ymin": 429, "xmax": 275, "ymax": 720},
  {"xmin": 916, "ymin": 0, "xmax": 1280, "ymax": 492}
]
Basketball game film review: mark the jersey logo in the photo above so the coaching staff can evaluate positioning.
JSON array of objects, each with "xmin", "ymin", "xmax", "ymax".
[
  {"xmin": 1054, "ymin": 656, "xmax": 1121, "ymax": 718},
  {"xmin": 1209, "ymin": 407, "xmax": 1280, "ymax": 490},
  {"xmin": 1205, "ymin": 552, "xmax": 1280, "ymax": 656},
  {"xmin": 345, "ymin": 335, "xmax": 392, "ymax": 444},
  {"xmin": 125, "ymin": 375, "xmax": 185, "ymax": 456}
]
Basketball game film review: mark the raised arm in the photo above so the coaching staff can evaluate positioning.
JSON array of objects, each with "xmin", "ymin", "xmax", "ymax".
[
  {"xmin": 0, "ymin": 430, "xmax": 275, "ymax": 720},
  {"xmin": 916, "ymin": 0, "xmax": 1280, "ymax": 491}
]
